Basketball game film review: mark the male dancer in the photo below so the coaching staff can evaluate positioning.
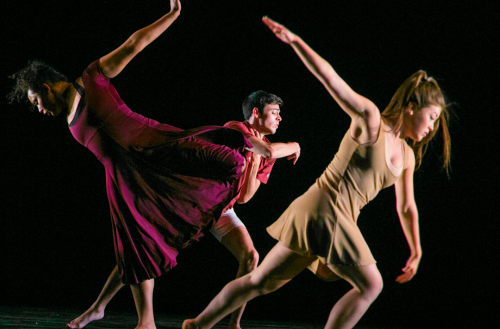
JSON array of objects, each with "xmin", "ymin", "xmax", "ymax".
[{"xmin": 68, "ymin": 90, "xmax": 301, "ymax": 329}]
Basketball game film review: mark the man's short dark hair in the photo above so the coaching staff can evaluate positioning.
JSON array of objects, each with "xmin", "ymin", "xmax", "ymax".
[{"xmin": 242, "ymin": 90, "xmax": 283, "ymax": 120}]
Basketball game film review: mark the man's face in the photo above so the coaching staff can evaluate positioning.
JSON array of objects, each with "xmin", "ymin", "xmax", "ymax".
[{"xmin": 257, "ymin": 103, "xmax": 281, "ymax": 135}]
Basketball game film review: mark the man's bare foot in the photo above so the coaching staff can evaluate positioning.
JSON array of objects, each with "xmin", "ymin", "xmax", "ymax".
[
  {"xmin": 182, "ymin": 319, "xmax": 199, "ymax": 329},
  {"xmin": 228, "ymin": 324, "xmax": 242, "ymax": 329},
  {"xmin": 66, "ymin": 308, "xmax": 104, "ymax": 328}
]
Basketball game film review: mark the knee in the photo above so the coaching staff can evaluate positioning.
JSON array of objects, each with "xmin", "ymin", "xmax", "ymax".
[
  {"xmin": 249, "ymin": 274, "xmax": 279, "ymax": 296},
  {"xmin": 239, "ymin": 248, "xmax": 259, "ymax": 272},
  {"xmin": 363, "ymin": 275, "xmax": 383, "ymax": 301}
]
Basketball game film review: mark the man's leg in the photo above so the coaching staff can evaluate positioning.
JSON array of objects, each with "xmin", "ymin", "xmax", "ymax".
[
  {"xmin": 210, "ymin": 208, "xmax": 258, "ymax": 329},
  {"xmin": 220, "ymin": 226, "xmax": 258, "ymax": 329}
]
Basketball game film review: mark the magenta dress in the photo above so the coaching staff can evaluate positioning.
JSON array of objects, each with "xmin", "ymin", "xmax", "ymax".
[{"xmin": 69, "ymin": 61, "xmax": 250, "ymax": 284}]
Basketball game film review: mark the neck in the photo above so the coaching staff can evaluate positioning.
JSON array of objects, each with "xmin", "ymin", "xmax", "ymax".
[
  {"xmin": 247, "ymin": 120, "xmax": 266, "ymax": 139},
  {"xmin": 384, "ymin": 117, "xmax": 406, "ymax": 140},
  {"xmin": 57, "ymin": 81, "xmax": 74, "ymax": 117}
]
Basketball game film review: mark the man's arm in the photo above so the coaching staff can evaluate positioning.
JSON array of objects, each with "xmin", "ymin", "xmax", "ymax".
[
  {"xmin": 237, "ymin": 152, "xmax": 262, "ymax": 204},
  {"xmin": 247, "ymin": 136, "xmax": 301, "ymax": 164}
]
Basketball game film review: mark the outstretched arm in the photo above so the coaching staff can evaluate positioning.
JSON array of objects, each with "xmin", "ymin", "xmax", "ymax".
[
  {"xmin": 99, "ymin": 0, "xmax": 181, "ymax": 78},
  {"xmin": 247, "ymin": 136, "xmax": 300, "ymax": 164},
  {"xmin": 262, "ymin": 17, "xmax": 380, "ymax": 143},
  {"xmin": 394, "ymin": 151, "xmax": 422, "ymax": 283}
]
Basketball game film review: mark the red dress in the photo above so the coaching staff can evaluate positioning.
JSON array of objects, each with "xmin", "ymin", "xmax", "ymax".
[{"xmin": 69, "ymin": 61, "xmax": 250, "ymax": 284}]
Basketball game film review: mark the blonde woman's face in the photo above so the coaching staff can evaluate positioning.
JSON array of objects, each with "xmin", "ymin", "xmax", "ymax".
[{"xmin": 407, "ymin": 105, "xmax": 441, "ymax": 141}]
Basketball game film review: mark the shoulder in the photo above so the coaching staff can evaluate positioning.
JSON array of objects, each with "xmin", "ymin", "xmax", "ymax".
[
  {"xmin": 224, "ymin": 121, "xmax": 250, "ymax": 133},
  {"xmin": 83, "ymin": 60, "xmax": 110, "ymax": 82},
  {"xmin": 74, "ymin": 77, "xmax": 84, "ymax": 88}
]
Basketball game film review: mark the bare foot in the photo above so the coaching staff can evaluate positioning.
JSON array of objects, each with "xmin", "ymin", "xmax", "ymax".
[
  {"xmin": 135, "ymin": 323, "xmax": 156, "ymax": 329},
  {"xmin": 228, "ymin": 324, "xmax": 242, "ymax": 329},
  {"xmin": 66, "ymin": 308, "xmax": 104, "ymax": 328},
  {"xmin": 182, "ymin": 319, "xmax": 199, "ymax": 329}
]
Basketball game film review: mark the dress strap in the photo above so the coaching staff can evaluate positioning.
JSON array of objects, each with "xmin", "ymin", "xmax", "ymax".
[
  {"xmin": 69, "ymin": 81, "xmax": 85, "ymax": 127},
  {"xmin": 72, "ymin": 81, "xmax": 85, "ymax": 96}
]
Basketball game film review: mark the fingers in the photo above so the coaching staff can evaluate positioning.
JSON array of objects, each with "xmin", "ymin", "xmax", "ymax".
[
  {"xmin": 286, "ymin": 153, "xmax": 300, "ymax": 165},
  {"xmin": 396, "ymin": 268, "xmax": 416, "ymax": 283},
  {"xmin": 262, "ymin": 16, "xmax": 282, "ymax": 33},
  {"xmin": 262, "ymin": 16, "xmax": 274, "ymax": 28},
  {"xmin": 171, "ymin": 0, "xmax": 181, "ymax": 12},
  {"xmin": 293, "ymin": 153, "xmax": 300, "ymax": 164},
  {"xmin": 396, "ymin": 272, "xmax": 411, "ymax": 283}
]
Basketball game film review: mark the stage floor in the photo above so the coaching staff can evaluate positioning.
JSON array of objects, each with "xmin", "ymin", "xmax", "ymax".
[{"xmin": 0, "ymin": 305, "xmax": 411, "ymax": 329}]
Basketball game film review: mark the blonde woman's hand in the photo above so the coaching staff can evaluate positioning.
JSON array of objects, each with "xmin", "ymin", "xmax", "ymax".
[
  {"xmin": 262, "ymin": 17, "xmax": 297, "ymax": 44},
  {"xmin": 396, "ymin": 255, "xmax": 421, "ymax": 283}
]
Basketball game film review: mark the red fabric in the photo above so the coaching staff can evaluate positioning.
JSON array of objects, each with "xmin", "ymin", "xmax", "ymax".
[
  {"xmin": 69, "ymin": 61, "xmax": 251, "ymax": 284},
  {"xmin": 222, "ymin": 121, "xmax": 276, "ymax": 211}
]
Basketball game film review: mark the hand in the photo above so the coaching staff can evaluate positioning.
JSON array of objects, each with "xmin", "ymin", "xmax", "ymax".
[
  {"xmin": 396, "ymin": 255, "xmax": 421, "ymax": 283},
  {"xmin": 262, "ymin": 17, "xmax": 297, "ymax": 44},
  {"xmin": 251, "ymin": 128, "xmax": 263, "ymax": 140},
  {"xmin": 251, "ymin": 151, "xmax": 262, "ymax": 164},
  {"xmin": 287, "ymin": 148, "xmax": 300, "ymax": 165},
  {"xmin": 170, "ymin": 0, "xmax": 181, "ymax": 13}
]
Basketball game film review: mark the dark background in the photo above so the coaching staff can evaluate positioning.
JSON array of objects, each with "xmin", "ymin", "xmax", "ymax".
[{"xmin": 1, "ymin": 1, "xmax": 497, "ymax": 328}]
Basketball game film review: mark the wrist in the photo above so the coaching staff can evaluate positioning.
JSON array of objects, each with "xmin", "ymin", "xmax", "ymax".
[
  {"xmin": 411, "ymin": 248, "xmax": 422, "ymax": 259},
  {"xmin": 290, "ymin": 35, "xmax": 301, "ymax": 45}
]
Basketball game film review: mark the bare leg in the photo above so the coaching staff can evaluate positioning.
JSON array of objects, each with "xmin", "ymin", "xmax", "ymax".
[
  {"xmin": 130, "ymin": 278, "xmax": 156, "ymax": 329},
  {"xmin": 183, "ymin": 243, "xmax": 316, "ymax": 329},
  {"xmin": 324, "ymin": 264, "xmax": 383, "ymax": 329},
  {"xmin": 220, "ymin": 226, "xmax": 259, "ymax": 329},
  {"xmin": 67, "ymin": 266, "xmax": 124, "ymax": 328}
]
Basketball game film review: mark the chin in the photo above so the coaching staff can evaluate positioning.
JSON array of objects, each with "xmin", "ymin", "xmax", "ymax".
[{"xmin": 51, "ymin": 109, "xmax": 63, "ymax": 117}]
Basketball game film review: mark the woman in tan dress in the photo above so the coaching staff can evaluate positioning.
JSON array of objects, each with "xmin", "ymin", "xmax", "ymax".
[{"xmin": 183, "ymin": 17, "xmax": 451, "ymax": 329}]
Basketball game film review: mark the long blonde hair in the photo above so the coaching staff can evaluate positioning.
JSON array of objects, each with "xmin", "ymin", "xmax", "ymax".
[{"xmin": 381, "ymin": 71, "xmax": 451, "ymax": 175}]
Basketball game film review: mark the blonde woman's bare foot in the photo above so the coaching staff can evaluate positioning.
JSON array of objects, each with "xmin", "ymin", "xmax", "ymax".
[
  {"xmin": 66, "ymin": 308, "xmax": 104, "ymax": 328},
  {"xmin": 182, "ymin": 319, "xmax": 199, "ymax": 329}
]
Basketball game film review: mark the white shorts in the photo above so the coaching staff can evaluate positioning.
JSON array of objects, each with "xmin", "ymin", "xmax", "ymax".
[{"xmin": 209, "ymin": 207, "xmax": 245, "ymax": 242}]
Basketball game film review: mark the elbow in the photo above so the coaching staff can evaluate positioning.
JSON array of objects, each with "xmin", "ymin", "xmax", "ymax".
[
  {"xmin": 128, "ymin": 31, "xmax": 151, "ymax": 53},
  {"xmin": 237, "ymin": 195, "xmax": 250, "ymax": 204},
  {"xmin": 266, "ymin": 145, "xmax": 277, "ymax": 159},
  {"xmin": 397, "ymin": 202, "xmax": 418, "ymax": 219}
]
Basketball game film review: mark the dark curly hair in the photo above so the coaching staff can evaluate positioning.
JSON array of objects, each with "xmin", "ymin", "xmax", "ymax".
[
  {"xmin": 242, "ymin": 90, "xmax": 283, "ymax": 120},
  {"xmin": 7, "ymin": 60, "xmax": 68, "ymax": 104}
]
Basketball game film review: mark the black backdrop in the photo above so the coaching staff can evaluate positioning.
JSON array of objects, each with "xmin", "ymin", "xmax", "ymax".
[{"xmin": 1, "ymin": 1, "xmax": 497, "ymax": 328}]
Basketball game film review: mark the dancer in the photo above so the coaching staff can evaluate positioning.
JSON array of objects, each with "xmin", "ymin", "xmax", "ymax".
[
  {"xmin": 66, "ymin": 90, "xmax": 300, "ymax": 329},
  {"xmin": 183, "ymin": 16, "xmax": 451, "ymax": 329},
  {"xmin": 8, "ymin": 1, "xmax": 257, "ymax": 328}
]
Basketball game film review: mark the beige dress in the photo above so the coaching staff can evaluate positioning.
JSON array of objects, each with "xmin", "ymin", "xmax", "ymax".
[{"xmin": 267, "ymin": 122, "xmax": 410, "ymax": 281}]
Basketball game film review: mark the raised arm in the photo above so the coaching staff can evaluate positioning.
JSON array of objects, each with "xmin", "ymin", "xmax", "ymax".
[
  {"xmin": 262, "ymin": 17, "xmax": 380, "ymax": 143},
  {"xmin": 394, "ymin": 151, "xmax": 422, "ymax": 283},
  {"xmin": 99, "ymin": 0, "xmax": 181, "ymax": 78}
]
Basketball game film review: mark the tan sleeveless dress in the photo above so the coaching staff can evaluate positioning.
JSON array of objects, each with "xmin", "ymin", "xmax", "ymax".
[{"xmin": 267, "ymin": 122, "xmax": 410, "ymax": 281}]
